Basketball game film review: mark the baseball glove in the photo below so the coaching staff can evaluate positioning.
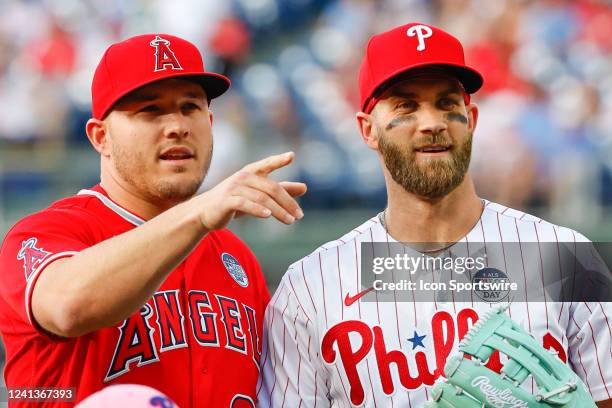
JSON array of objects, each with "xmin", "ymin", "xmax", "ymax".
[{"xmin": 424, "ymin": 305, "xmax": 596, "ymax": 407}]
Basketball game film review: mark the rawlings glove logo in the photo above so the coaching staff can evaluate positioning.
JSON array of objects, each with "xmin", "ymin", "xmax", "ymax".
[{"xmin": 471, "ymin": 376, "xmax": 528, "ymax": 408}]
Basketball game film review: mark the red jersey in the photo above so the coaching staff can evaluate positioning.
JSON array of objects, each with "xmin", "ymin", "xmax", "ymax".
[{"xmin": 0, "ymin": 185, "xmax": 270, "ymax": 407}]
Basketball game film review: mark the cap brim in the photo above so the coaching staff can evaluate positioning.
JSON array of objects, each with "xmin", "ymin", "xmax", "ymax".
[
  {"xmin": 99, "ymin": 71, "xmax": 231, "ymax": 119},
  {"xmin": 363, "ymin": 62, "xmax": 484, "ymax": 112},
  {"xmin": 436, "ymin": 64, "xmax": 483, "ymax": 94},
  {"xmin": 187, "ymin": 72, "xmax": 231, "ymax": 100}
]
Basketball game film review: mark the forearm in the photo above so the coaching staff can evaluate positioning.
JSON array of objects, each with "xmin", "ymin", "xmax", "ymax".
[
  {"xmin": 32, "ymin": 198, "xmax": 207, "ymax": 336},
  {"xmin": 32, "ymin": 152, "xmax": 305, "ymax": 337}
]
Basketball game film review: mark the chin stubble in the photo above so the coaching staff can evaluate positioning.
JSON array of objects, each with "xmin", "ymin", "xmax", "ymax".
[
  {"xmin": 378, "ymin": 126, "xmax": 472, "ymax": 199},
  {"xmin": 111, "ymin": 138, "xmax": 214, "ymax": 203}
]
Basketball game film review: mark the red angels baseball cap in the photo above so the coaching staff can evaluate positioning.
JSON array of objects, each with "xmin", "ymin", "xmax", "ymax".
[
  {"xmin": 92, "ymin": 33, "xmax": 231, "ymax": 119},
  {"xmin": 359, "ymin": 23, "xmax": 483, "ymax": 114}
]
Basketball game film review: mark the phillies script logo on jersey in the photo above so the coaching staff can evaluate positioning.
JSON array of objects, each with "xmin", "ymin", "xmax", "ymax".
[
  {"xmin": 320, "ymin": 308, "xmax": 567, "ymax": 406},
  {"xmin": 149, "ymin": 35, "xmax": 183, "ymax": 72},
  {"xmin": 17, "ymin": 237, "xmax": 51, "ymax": 280},
  {"xmin": 105, "ymin": 289, "xmax": 262, "ymax": 382}
]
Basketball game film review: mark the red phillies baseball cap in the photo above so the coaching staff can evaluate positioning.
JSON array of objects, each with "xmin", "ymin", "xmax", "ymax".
[
  {"xmin": 359, "ymin": 23, "xmax": 483, "ymax": 114},
  {"xmin": 92, "ymin": 33, "xmax": 231, "ymax": 119}
]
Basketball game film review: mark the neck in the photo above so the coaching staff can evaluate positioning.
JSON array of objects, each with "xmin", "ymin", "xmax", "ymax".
[
  {"xmin": 100, "ymin": 172, "xmax": 178, "ymax": 221},
  {"xmin": 383, "ymin": 175, "xmax": 483, "ymax": 243}
]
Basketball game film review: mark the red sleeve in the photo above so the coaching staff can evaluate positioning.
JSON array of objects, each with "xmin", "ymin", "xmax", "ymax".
[
  {"xmin": 239, "ymin": 234, "xmax": 271, "ymax": 312},
  {"xmin": 0, "ymin": 208, "xmax": 94, "ymax": 331},
  {"xmin": 217, "ymin": 228, "xmax": 271, "ymax": 309},
  {"xmin": 251, "ymin": 252, "xmax": 271, "ymax": 316},
  {"xmin": 216, "ymin": 228, "xmax": 271, "ymax": 335}
]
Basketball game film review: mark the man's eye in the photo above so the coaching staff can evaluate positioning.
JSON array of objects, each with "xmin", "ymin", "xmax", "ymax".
[
  {"xmin": 396, "ymin": 101, "xmax": 417, "ymax": 110},
  {"xmin": 439, "ymin": 98, "xmax": 458, "ymax": 109},
  {"xmin": 140, "ymin": 105, "xmax": 160, "ymax": 113},
  {"xmin": 182, "ymin": 102, "xmax": 201, "ymax": 111}
]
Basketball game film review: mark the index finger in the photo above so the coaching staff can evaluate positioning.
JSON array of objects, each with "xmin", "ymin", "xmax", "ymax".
[{"xmin": 241, "ymin": 152, "xmax": 294, "ymax": 176}]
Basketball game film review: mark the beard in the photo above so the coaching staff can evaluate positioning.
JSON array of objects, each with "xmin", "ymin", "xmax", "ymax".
[
  {"xmin": 378, "ymin": 128, "xmax": 472, "ymax": 199},
  {"xmin": 111, "ymin": 139, "xmax": 213, "ymax": 204}
]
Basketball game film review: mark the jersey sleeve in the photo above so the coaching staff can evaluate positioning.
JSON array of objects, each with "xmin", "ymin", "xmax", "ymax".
[
  {"xmin": 566, "ymin": 301, "xmax": 612, "ymax": 402},
  {"xmin": 245, "ymin": 239, "xmax": 271, "ymax": 316},
  {"xmin": 0, "ymin": 209, "xmax": 93, "ymax": 330},
  {"xmin": 256, "ymin": 272, "xmax": 329, "ymax": 407}
]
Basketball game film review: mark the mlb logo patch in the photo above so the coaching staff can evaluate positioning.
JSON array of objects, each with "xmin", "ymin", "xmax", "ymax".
[{"xmin": 221, "ymin": 253, "xmax": 249, "ymax": 288}]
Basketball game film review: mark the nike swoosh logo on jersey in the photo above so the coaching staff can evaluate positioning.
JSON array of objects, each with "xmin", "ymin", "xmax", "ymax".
[{"xmin": 344, "ymin": 287, "xmax": 375, "ymax": 306}]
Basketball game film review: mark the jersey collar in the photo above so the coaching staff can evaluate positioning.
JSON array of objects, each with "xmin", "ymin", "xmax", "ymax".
[{"xmin": 77, "ymin": 185, "xmax": 146, "ymax": 227}]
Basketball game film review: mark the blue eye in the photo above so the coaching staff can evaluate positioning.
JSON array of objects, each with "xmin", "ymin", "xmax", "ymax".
[
  {"xmin": 439, "ymin": 98, "xmax": 458, "ymax": 109},
  {"xmin": 183, "ymin": 102, "xmax": 201, "ymax": 111},
  {"xmin": 397, "ymin": 101, "xmax": 417, "ymax": 110},
  {"xmin": 140, "ymin": 105, "xmax": 160, "ymax": 113}
]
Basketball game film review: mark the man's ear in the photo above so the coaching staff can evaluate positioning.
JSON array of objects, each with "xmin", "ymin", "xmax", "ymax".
[
  {"xmin": 466, "ymin": 103, "xmax": 479, "ymax": 133},
  {"xmin": 356, "ymin": 111, "xmax": 380, "ymax": 150},
  {"xmin": 86, "ymin": 118, "xmax": 111, "ymax": 157},
  {"xmin": 209, "ymin": 109, "xmax": 214, "ymax": 127}
]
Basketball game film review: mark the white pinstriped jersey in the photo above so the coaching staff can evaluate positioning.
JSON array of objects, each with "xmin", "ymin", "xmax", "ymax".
[{"xmin": 256, "ymin": 201, "xmax": 612, "ymax": 407}]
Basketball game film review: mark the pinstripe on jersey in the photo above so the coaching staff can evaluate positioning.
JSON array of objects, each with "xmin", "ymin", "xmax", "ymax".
[{"xmin": 256, "ymin": 201, "xmax": 612, "ymax": 407}]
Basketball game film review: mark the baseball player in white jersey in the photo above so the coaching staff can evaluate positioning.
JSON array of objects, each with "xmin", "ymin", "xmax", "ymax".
[{"xmin": 256, "ymin": 22, "xmax": 612, "ymax": 407}]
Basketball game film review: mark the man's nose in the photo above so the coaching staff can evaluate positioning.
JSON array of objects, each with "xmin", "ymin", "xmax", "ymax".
[
  {"xmin": 163, "ymin": 112, "xmax": 191, "ymax": 139},
  {"xmin": 416, "ymin": 107, "xmax": 448, "ymax": 135}
]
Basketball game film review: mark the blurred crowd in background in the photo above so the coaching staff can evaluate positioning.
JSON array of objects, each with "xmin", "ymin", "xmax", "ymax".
[
  {"xmin": 0, "ymin": 0, "xmax": 611, "ymax": 228},
  {"xmin": 0, "ymin": 0, "xmax": 611, "ymax": 395}
]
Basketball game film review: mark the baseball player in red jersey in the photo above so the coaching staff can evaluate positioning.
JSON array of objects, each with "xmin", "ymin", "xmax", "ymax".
[
  {"xmin": 0, "ymin": 34, "xmax": 306, "ymax": 407},
  {"xmin": 257, "ymin": 23, "xmax": 612, "ymax": 407}
]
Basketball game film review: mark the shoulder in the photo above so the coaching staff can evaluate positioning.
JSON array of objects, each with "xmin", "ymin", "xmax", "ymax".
[
  {"xmin": 2, "ymin": 194, "xmax": 102, "ymax": 245},
  {"xmin": 204, "ymin": 228, "xmax": 258, "ymax": 259},
  {"xmin": 199, "ymin": 228, "xmax": 267, "ymax": 285},
  {"xmin": 287, "ymin": 215, "xmax": 381, "ymax": 272},
  {"xmin": 280, "ymin": 215, "xmax": 382, "ymax": 293},
  {"xmin": 23, "ymin": 193, "xmax": 102, "ymax": 223},
  {"xmin": 480, "ymin": 200, "xmax": 590, "ymax": 243}
]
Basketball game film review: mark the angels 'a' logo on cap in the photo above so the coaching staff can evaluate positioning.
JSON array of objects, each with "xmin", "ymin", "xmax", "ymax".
[
  {"xmin": 406, "ymin": 24, "xmax": 433, "ymax": 51},
  {"xmin": 149, "ymin": 35, "xmax": 183, "ymax": 72}
]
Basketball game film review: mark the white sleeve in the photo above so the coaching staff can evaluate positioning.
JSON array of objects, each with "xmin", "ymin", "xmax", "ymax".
[
  {"xmin": 567, "ymin": 301, "xmax": 612, "ymax": 402},
  {"xmin": 256, "ymin": 274, "xmax": 329, "ymax": 407}
]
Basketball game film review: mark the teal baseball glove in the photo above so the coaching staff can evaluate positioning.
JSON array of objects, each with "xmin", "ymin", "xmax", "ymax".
[{"xmin": 425, "ymin": 305, "xmax": 596, "ymax": 407}]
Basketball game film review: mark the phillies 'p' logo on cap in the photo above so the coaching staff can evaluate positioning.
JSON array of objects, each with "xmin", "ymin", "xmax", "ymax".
[
  {"xmin": 150, "ymin": 35, "xmax": 183, "ymax": 72},
  {"xmin": 358, "ymin": 22, "xmax": 484, "ymax": 114},
  {"xmin": 91, "ymin": 33, "xmax": 231, "ymax": 120},
  {"xmin": 406, "ymin": 24, "xmax": 433, "ymax": 52}
]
